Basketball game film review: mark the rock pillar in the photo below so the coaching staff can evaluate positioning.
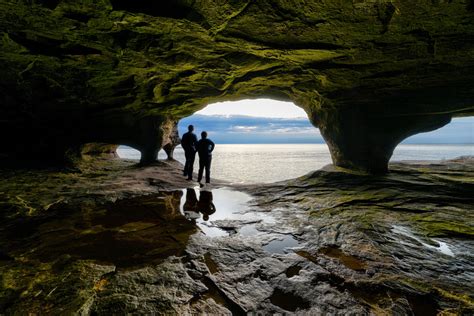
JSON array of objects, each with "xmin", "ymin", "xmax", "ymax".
[
  {"xmin": 135, "ymin": 116, "xmax": 165, "ymax": 165},
  {"xmin": 161, "ymin": 119, "xmax": 181, "ymax": 160},
  {"xmin": 312, "ymin": 105, "xmax": 452, "ymax": 174}
]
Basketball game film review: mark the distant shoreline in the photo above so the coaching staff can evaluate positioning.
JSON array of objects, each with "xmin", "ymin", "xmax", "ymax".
[
  {"xmin": 120, "ymin": 143, "xmax": 474, "ymax": 147},
  {"xmin": 183, "ymin": 143, "xmax": 474, "ymax": 145}
]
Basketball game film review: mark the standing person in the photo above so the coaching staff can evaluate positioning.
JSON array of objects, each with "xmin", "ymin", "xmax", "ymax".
[
  {"xmin": 197, "ymin": 131, "xmax": 215, "ymax": 187},
  {"xmin": 181, "ymin": 125, "xmax": 198, "ymax": 180}
]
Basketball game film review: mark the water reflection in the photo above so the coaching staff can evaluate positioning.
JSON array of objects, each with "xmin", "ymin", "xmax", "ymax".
[
  {"xmin": 180, "ymin": 187, "xmax": 301, "ymax": 255},
  {"xmin": 180, "ymin": 188, "xmax": 256, "ymax": 237},
  {"xmin": 0, "ymin": 187, "xmax": 301, "ymax": 271},
  {"xmin": 263, "ymin": 235, "xmax": 300, "ymax": 254},
  {"xmin": 183, "ymin": 189, "xmax": 216, "ymax": 222},
  {"xmin": 183, "ymin": 188, "xmax": 200, "ymax": 220},
  {"xmin": 0, "ymin": 192, "xmax": 197, "ymax": 268},
  {"xmin": 197, "ymin": 191, "xmax": 216, "ymax": 221}
]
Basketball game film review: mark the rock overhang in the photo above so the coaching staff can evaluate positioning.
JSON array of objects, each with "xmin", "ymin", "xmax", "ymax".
[{"xmin": 0, "ymin": 0, "xmax": 473, "ymax": 172}]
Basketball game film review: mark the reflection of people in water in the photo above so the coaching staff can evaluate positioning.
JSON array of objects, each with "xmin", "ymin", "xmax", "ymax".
[
  {"xmin": 183, "ymin": 188, "xmax": 200, "ymax": 220},
  {"xmin": 197, "ymin": 190, "xmax": 216, "ymax": 221},
  {"xmin": 183, "ymin": 189, "xmax": 217, "ymax": 221}
]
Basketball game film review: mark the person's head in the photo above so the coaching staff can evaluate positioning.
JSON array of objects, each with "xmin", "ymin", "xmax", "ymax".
[
  {"xmin": 188, "ymin": 125, "xmax": 194, "ymax": 132},
  {"xmin": 201, "ymin": 131, "xmax": 207, "ymax": 139}
]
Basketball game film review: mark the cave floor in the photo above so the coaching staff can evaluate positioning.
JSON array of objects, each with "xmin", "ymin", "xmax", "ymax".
[{"xmin": 0, "ymin": 157, "xmax": 473, "ymax": 314}]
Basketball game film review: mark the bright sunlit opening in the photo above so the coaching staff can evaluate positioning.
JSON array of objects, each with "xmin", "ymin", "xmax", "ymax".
[{"xmin": 195, "ymin": 99, "xmax": 307, "ymax": 118}]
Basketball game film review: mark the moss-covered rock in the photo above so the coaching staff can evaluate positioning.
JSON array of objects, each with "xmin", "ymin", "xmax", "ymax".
[
  {"xmin": 1, "ymin": 156, "xmax": 472, "ymax": 314},
  {"xmin": 0, "ymin": 0, "xmax": 473, "ymax": 171}
]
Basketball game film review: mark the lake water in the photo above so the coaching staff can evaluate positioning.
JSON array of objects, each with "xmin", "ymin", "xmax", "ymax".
[{"xmin": 117, "ymin": 144, "xmax": 473, "ymax": 184}]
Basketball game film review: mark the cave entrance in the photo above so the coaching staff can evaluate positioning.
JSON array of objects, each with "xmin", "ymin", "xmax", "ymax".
[
  {"xmin": 115, "ymin": 99, "xmax": 330, "ymax": 183},
  {"xmin": 391, "ymin": 117, "xmax": 474, "ymax": 161},
  {"xmin": 177, "ymin": 99, "xmax": 330, "ymax": 184},
  {"xmin": 117, "ymin": 146, "xmax": 171, "ymax": 161}
]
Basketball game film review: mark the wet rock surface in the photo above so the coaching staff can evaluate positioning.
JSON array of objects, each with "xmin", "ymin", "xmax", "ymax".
[{"xmin": 0, "ymin": 157, "xmax": 473, "ymax": 314}]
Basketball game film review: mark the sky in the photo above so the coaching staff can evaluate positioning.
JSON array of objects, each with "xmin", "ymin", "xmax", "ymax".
[
  {"xmin": 180, "ymin": 114, "xmax": 323, "ymax": 143},
  {"xmin": 181, "ymin": 99, "xmax": 474, "ymax": 144},
  {"xmin": 195, "ymin": 99, "xmax": 307, "ymax": 118}
]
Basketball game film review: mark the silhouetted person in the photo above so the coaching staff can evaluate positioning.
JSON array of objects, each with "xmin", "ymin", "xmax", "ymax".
[
  {"xmin": 181, "ymin": 125, "xmax": 198, "ymax": 180},
  {"xmin": 197, "ymin": 190, "xmax": 216, "ymax": 221},
  {"xmin": 197, "ymin": 131, "xmax": 215, "ymax": 186},
  {"xmin": 183, "ymin": 188, "xmax": 199, "ymax": 220}
]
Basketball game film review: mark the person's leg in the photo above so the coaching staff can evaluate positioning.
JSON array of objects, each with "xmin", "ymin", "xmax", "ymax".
[
  {"xmin": 198, "ymin": 159, "xmax": 204, "ymax": 183},
  {"xmin": 183, "ymin": 151, "xmax": 191, "ymax": 176},
  {"xmin": 205, "ymin": 157, "xmax": 212, "ymax": 183},
  {"xmin": 187, "ymin": 152, "xmax": 196, "ymax": 180}
]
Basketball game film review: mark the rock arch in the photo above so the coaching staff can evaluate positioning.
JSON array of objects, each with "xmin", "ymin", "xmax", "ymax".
[{"xmin": 0, "ymin": 0, "xmax": 473, "ymax": 173}]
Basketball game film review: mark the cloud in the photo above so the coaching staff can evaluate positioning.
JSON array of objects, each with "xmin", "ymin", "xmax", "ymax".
[
  {"xmin": 229, "ymin": 125, "xmax": 259, "ymax": 133},
  {"xmin": 265, "ymin": 127, "xmax": 321, "ymax": 135},
  {"xmin": 179, "ymin": 114, "xmax": 324, "ymax": 143}
]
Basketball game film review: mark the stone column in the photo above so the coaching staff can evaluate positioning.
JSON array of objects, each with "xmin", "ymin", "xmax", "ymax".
[
  {"xmin": 161, "ymin": 119, "xmax": 181, "ymax": 160},
  {"xmin": 312, "ymin": 105, "xmax": 451, "ymax": 174},
  {"xmin": 135, "ymin": 116, "xmax": 165, "ymax": 165}
]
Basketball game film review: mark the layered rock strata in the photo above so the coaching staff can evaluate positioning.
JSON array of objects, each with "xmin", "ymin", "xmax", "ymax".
[
  {"xmin": 0, "ymin": 158, "xmax": 472, "ymax": 314},
  {"xmin": 0, "ymin": 0, "xmax": 473, "ymax": 172}
]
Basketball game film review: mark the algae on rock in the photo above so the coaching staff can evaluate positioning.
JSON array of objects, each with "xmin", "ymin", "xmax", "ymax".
[{"xmin": 1, "ymin": 0, "xmax": 473, "ymax": 171}]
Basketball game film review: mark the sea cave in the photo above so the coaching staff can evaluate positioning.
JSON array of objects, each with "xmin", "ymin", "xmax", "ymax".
[{"xmin": 0, "ymin": 0, "xmax": 473, "ymax": 314}]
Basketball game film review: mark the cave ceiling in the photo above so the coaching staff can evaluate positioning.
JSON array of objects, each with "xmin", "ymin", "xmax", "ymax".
[{"xmin": 0, "ymin": 0, "xmax": 473, "ymax": 172}]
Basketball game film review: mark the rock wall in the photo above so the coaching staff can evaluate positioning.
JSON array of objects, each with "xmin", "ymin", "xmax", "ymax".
[{"xmin": 0, "ymin": 0, "xmax": 473, "ymax": 172}]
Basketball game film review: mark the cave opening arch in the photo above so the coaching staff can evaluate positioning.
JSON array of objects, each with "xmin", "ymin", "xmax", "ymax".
[
  {"xmin": 175, "ymin": 98, "xmax": 330, "ymax": 184},
  {"xmin": 391, "ymin": 117, "xmax": 474, "ymax": 161},
  {"xmin": 114, "ymin": 98, "xmax": 329, "ymax": 183},
  {"xmin": 110, "ymin": 112, "xmax": 472, "ymax": 181}
]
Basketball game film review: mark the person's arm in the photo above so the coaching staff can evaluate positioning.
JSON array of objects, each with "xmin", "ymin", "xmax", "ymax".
[
  {"xmin": 181, "ymin": 134, "xmax": 187, "ymax": 149},
  {"xmin": 196, "ymin": 139, "xmax": 202, "ymax": 152},
  {"xmin": 192, "ymin": 135, "xmax": 198, "ymax": 152}
]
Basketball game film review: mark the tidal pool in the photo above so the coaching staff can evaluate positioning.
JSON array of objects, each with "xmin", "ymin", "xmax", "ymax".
[
  {"xmin": 262, "ymin": 235, "xmax": 300, "ymax": 254},
  {"xmin": 180, "ymin": 187, "xmax": 269, "ymax": 236},
  {"xmin": 0, "ymin": 191, "xmax": 196, "ymax": 268},
  {"xmin": 180, "ymin": 187, "xmax": 302, "ymax": 254},
  {"xmin": 180, "ymin": 187, "xmax": 253, "ymax": 237},
  {"xmin": 0, "ymin": 187, "xmax": 300, "ymax": 271}
]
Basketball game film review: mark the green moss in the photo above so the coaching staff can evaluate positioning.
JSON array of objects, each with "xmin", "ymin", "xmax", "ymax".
[
  {"xmin": 1, "ymin": 0, "xmax": 474, "ymax": 168},
  {"xmin": 413, "ymin": 216, "xmax": 474, "ymax": 238}
]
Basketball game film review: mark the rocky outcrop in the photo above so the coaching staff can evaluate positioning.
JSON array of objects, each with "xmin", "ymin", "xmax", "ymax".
[
  {"xmin": 0, "ymin": 0, "xmax": 473, "ymax": 172},
  {"xmin": 0, "ymin": 158, "xmax": 473, "ymax": 314},
  {"xmin": 161, "ymin": 119, "xmax": 181, "ymax": 160}
]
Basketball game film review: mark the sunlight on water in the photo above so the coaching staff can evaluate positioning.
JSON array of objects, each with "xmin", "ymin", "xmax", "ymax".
[
  {"xmin": 391, "ymin": 144, "xmax": 473, "ymax": 161},
  {"xmin": 263, "ymin": 235, "xmax": 300, "ymax": 254},
  {"xmin": 117, "ymin": 144, "xmax": 473, "ymax": 184},
  {"xmin": 178, "ymin": 187, "xmax": 278, "ymax": 239},
  {"xmin": 179, "ymin": 187, "xmax": 253, "ymax": 237}
]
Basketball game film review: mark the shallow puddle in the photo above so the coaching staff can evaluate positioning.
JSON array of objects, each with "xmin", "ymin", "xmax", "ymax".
[
  {"xmin": 263, "ymin": 235, "xmax": 300, "ymax": 254},
  {"xmin": 180, "ymin": 187, "xmax": 273, "ymax": 237},
  {"xmin": 203, "ymin": 252, "xmax": 219, "ymax": 274},
  {"xmin": 285, "ymin": 265, "xmax": 302, "ymax": 278},
  {"xmin": 318, "ymin": 246, "xmax": 367, "ymax": 271},
  {"xmin": 180, "ymin": 187, "xmax": 303, "ymax": 254},
  {"xmin": 391, "ymin": 225, "xmax": 455, "ymax": 257},
  {"xmin": 239, "ymin": 223, "xmax": 260, "ymax": 236},
  {"xmin": 0, "ymin": 187, "xmax": 300, "ymax": 270},
  {"xmin": 269, "ymin": 288, "xmax": 310, "ymax": 312},
  {"xmin": 0, "ymin": 191, "xmax": 196, "ymax": 268}
]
